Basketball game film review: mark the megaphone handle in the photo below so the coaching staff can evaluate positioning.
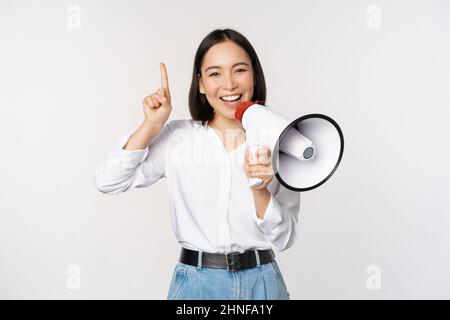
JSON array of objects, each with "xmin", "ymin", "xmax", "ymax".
[
  {"xmin": 248, "ymin": 177, "xmax": 263, "ymax": 187},
  {"xmin": 246, "ymin": 142, "xmax": 264, "ymax": 188}
]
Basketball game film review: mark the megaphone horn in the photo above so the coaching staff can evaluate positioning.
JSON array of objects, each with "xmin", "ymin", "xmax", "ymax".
[{"xmin": 235, "ymin": 101, "xmax": 344, "ymax": 192}]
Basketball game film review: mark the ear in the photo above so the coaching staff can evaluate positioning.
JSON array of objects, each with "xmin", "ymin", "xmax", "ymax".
[{"xmin": 198, "ymin": 76, "xmax": 206, "ymax": 94}]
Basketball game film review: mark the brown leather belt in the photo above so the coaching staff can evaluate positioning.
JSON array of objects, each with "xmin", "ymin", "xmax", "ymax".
[{"xmin": 179, "ymin": 247, "xmax": 275, "ymax": 272}]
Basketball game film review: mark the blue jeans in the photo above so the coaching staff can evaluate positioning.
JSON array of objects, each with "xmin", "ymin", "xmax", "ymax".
[{"xmin": 167, "ymin": 261, "xmax": 290, "ymax": 300}]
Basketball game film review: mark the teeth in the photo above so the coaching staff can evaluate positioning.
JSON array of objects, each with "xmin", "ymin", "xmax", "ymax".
[{"xmin": 221, "ymin": 95, "xmax": 241, "ymax": 101}]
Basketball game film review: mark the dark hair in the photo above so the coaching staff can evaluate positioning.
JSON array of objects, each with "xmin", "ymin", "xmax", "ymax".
[{"xmin": 189, "ymin": 29, "xmax": 266, "ymax": 124}]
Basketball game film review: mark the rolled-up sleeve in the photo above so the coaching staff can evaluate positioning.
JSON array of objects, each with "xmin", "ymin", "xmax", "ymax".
[
  {"xmin": 94, "ymin": 121, "xmax": 172, "ymax": 195},
  {"xmin": 253, "ymin": 183, "xmax": 301, "ymax": 252}
]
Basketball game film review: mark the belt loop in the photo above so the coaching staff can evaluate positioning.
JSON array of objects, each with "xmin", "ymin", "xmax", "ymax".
[
  {"xmin": 254, "ymin": 249, "xmax": 261, "ymax": 268},
  {"xmin": 197, "ymin": 251, "xmax": 203, "ymax": 270}
]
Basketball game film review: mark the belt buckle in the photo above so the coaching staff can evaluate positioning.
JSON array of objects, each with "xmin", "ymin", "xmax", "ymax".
[{"xmin": 225, "ymin": 252, "xmax": 241, "ymax": 272}]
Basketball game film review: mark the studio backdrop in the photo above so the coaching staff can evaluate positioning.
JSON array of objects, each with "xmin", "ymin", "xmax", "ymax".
[{"xmin": 1, "ymin": 0, "xmax": 449, "ymax": 299}]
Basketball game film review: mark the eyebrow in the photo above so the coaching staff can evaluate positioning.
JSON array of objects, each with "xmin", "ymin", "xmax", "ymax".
[{"xmin": 204, "ymin": 62, "xmax": 250, "ymax": 73}]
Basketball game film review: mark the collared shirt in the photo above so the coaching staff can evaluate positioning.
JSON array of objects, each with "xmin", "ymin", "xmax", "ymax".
[{"xmin": 94, "ymin": 119, "xmax": 300, "ymax": 253}]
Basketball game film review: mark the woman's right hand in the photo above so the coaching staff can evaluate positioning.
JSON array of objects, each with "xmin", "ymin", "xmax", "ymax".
[{"xmin": 142, "ymin": 63, "xmax": 172, "ymax": 127}]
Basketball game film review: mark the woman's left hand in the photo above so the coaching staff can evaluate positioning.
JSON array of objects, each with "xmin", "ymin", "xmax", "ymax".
[{"xmin": 244, "ymin": 146, "xmax": 274, "ymax": 191}]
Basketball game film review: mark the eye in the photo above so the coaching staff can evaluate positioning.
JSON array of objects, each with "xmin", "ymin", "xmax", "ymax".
[
  {"xmin": 208, "ymin": 72, "xmax": 220, "ymax": 77},
  {"xmin": 235, "ymin": 68, "xmax": 247, "ymax": 73}
]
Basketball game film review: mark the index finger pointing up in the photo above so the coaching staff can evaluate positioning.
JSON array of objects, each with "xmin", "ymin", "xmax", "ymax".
[{"xmin": 160, "ymin": 62, "xmax": 170, "ymax": 92}]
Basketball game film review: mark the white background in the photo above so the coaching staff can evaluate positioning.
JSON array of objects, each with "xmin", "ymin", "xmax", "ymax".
[{"xmin": 1, "ymin": 0, "xmax": 449, "ymax": 299}]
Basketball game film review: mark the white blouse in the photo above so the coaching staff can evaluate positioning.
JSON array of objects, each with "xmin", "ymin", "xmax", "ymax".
[{"xmin": 94, "ymin": 119, "xmax": 300, "ymax": 253}]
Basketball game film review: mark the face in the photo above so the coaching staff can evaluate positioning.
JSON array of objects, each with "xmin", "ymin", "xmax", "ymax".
[{"xmin": 199, "ymin": 40, "xmax": 254, "ymax": 122}]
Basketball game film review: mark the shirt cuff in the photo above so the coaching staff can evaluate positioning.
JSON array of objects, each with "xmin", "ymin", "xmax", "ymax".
[
  {"xmin": 112, "ymin": 133, "xmax": 149, "ymax": 170},
  {"xmin": 253, "ymin": 193, "xmax": 283, "ymax": 233}
]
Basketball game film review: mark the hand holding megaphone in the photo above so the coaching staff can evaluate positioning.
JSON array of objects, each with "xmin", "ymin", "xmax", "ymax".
[{"xmin": 244, "ymin": 144, "xmax": 274, "ymax": 189}]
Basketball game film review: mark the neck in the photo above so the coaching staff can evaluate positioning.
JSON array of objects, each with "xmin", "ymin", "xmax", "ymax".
[
  {"xmin": 208, "ymin": 114, "xmax": 246, "ymax": 151},
  {"xmin": 208, "ymin": 114, "xmax": 242, "ymax": 132}
]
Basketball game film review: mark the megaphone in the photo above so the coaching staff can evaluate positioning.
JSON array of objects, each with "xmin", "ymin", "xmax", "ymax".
[{"xmin": 235, "ymin": 101, "xmax": 344, "ymax": 192}]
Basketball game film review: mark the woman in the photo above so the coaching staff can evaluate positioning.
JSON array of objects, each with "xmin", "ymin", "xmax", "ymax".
[{"xmin": 94, "ymin": 28, "xmax": 300, "ymax": 300}]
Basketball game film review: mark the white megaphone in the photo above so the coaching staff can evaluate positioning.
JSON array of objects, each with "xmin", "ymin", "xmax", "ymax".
[{"xmin": 235, "ymin": 101, "xmax": 344, "ymax": 192}]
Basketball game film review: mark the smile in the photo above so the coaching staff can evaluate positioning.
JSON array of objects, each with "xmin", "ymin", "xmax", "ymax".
[
  {"xmin": 219, "ymin": 94, "xmax": 244, "ymax": 108},
  {"xmin": 220, "ymin": 94, "xmax": 242, "ymax": 102}
]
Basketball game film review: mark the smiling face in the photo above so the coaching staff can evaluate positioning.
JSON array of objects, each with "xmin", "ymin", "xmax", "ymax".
[{"xmin": 198, "ymin": 40, "xmax": 254, "ymax": 124}]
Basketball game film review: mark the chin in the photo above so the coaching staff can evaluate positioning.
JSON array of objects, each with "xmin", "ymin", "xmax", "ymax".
[
  {"xmin": 213, "ymin": 109, "xmax": 236, "ymax": 121},
  {"xmin": 226, "ymin": 109, "xmax": 239, "ymax": 120}
]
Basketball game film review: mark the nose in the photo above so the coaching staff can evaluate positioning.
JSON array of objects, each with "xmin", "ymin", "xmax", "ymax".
[{"xmin": 222, "ymin": 72, "xmax": 238, "ymax": 91}]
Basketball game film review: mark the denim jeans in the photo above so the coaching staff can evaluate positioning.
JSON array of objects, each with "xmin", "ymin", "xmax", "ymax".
[{"xmin": 167, "ymin": 260, "xmax": 290, "ymax": 300}]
